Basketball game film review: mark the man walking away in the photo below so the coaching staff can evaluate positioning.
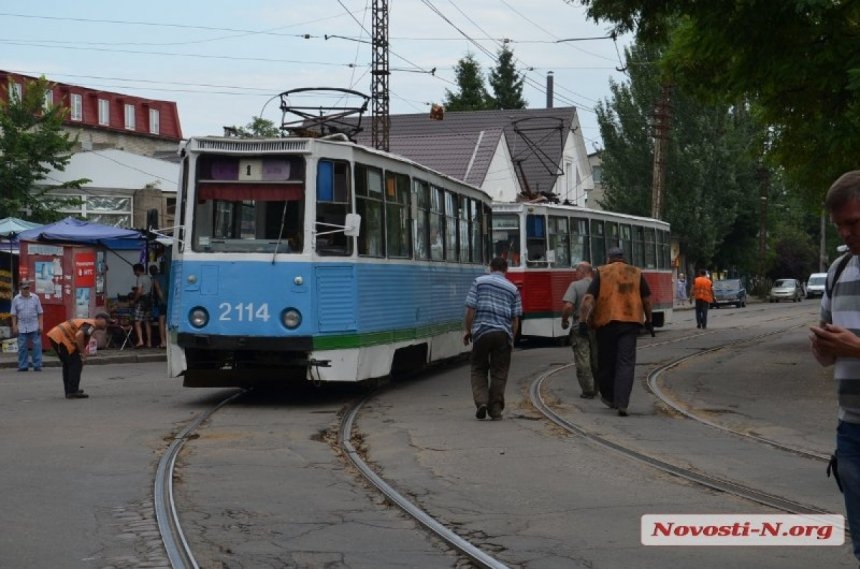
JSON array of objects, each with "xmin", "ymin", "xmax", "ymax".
[
  {"xmin": 809, "ymin": 170, "xmax": 860, "ymax": 566},
  {"xmin": 693, "ymin": 269, "xmax": 714, "ymax": 329},
  {"xmin": 10, "ymin": 279, "xmax": 43, "ymax": 372},
  {"xmin": 464, "ymin": 257, "xmax": 523, "ymax": 420},
  {"xmin": 561, "ymin": 262, "xmax": 599, "ymax": 398},
  {"xmin": 579, "ymin": 247, "xmax": 653, "ymax": 417}
]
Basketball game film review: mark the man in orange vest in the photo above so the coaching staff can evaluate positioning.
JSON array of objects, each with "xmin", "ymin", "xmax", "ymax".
[
  {"xmin": 46, "ymin": 312, "xmax": 112, "ymax": 399},
  {"xmin": 579, "ymin": 247, "xmax": 653, "ymax": 416},
  {"xmin": 693, "ymin": 269, "xmax": 715, "ymax": 329}
]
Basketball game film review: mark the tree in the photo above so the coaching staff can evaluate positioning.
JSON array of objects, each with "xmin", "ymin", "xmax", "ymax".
[
  {"xmin": 224, "ymin": 116, "xmax": 281, "ymax": 138},
  {"xmin": 574, "ymin": 0, "xmax": 860, "ymax": 200},
  {"xmin": 488, "ymin": 45, "xmax": 526, "ymax": 110},
  {"xmin": 596, "ymin": 40, "xmax": 764, "ymax": 274},
  {"xmin": 0, "ymin": 76, "xmax": 89, "ymax": 222},
  {"xmin": 443, "ymin": 53, "xmax": 491, "ymax": 111}
]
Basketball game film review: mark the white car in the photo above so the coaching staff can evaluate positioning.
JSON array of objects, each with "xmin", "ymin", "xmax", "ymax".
[{"xmin": 806, "ymin": 273, "xmax": 827, "ymax": 299}]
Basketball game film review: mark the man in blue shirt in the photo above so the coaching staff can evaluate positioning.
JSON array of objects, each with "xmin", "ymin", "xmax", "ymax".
[
  {"xmin": 464, "ymin": 257, "xmax": 523, "ymax": 420},
  {"xmin": 10, "ymin": 280, "xmax": 44, "ymax": 372}
]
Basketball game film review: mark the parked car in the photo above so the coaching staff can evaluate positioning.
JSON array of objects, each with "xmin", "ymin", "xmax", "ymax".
[
  {"xmin": 806, "ymin": 273, "xmax": 827, "ymax": 299},
  {"xmin": 769, "ymin": 278, "xmax": 804, "ymax": 303},
  {"xmin": 711, "ymin": 279, "xmax": 746, "ymax": 308}
]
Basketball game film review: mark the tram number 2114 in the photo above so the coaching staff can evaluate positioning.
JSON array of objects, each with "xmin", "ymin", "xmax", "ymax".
[{"xmin": 219, "ymin": 302, "xmax": 271, "ymax": 322}]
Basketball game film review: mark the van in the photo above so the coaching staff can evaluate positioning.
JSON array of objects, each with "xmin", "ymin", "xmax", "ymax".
[{"xmin": 806, "ymin": 273, "xmax": 827, "ymax": 299}]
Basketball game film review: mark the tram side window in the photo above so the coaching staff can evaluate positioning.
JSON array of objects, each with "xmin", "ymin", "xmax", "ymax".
[
  {"xmin": 469, "ymin": 199, "xmax": 483, "ymax": 265},
  {"xmin": 591, "ymin": 220, "xmax": 605, "ymax": 264},
  {"xmin": 316, "ymin": 159, "xmax": 353, "ymax": 256},
  {"xmin": 644, "ymin": 227, "xmax": 657, "ymax": 268},
  {"xmin": 429, "ymin": 186, "xmax": 445, "ymax": 261},
  {"xmin": 606, "ymin": 221, "xmax": 619, "ymax": 251},
  {"xmin": 445, "ymin": 191, "xmax": 458, "ymax": 262},
  {"xmin": 356, "ymin": 164, "xmax": 385, "ymax": 257},
  {"xmin": 385, "ymin": 172, "xmax": 411, "ymax": 258},
  {"xmin": 570, "ymin": 217, "xmax": 589, "ymax": 264},
  {"xmin": 458, "ymin": 196, "xmax": 470, "ymax": 262},
  {"xmin": 658, "ymin": 229, "xmax": 671, "ymax": 269},
  {"xmin": 632, "ymin": 225, "xmax": 645, "ymax": 267},
  {"xmin": 413, "ymin": 180, "xmax": 430, "ymax": 260},
  {"xmin": 548, "ymin": 216, "xmax": 570, "ymax": 267},
  {"xmin": 619, "ymin": 224, "xmax": 632, "ymax": 261},
  {"xmin": 492, "ymin": 214, "xmax": 521, "ymax": 267}
]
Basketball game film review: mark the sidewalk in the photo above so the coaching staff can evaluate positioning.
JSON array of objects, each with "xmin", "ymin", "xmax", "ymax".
[{"xmin": 0, "ymin": 345, "xmax": 166, "ymax": 369}]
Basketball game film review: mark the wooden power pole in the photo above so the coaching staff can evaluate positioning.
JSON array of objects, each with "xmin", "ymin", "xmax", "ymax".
[{"xmin": 650, "ymin": 83, "xmax": 673, "ymax": 220}]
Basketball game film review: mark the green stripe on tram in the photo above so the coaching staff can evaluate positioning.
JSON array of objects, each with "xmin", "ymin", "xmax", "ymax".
[{"xmin": 313, "ymin": 321, "xmax": 462, "ymax": 350}]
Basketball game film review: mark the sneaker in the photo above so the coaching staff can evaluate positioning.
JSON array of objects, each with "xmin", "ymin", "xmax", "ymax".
[
  {"xmin": 580, "ymin": 392, "xmax": 596, "ymax": 399},
  {"xmin": 17, "ymin": 368, "xmax": 28, "ymax": 372},
  {"xmin": 617, "ymin": 408, "xmax": 628, "ymax": 417},
  {"xmin": 475, "ymin": 405, "xmax": 487, "ymax": 420},
  {"xmin": 33, "ymin": 368, "xmax": 42, "ymax": 372}
]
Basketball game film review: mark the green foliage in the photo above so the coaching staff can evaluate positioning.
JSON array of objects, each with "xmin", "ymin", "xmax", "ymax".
[
  {"xmin": 224, "ymin": 116, "xmax": 281, "ymax": 138},
  {"xmin": 0, "ymin": 76, "xmax": 88, "ymax": 222},
  {"xmin": 488, "ymin": 45, "xmax": 526, "ymax": 110},
  {"xmin": 444, "ymin": 53, "xmax": 492, "ymax": 111},
  {"xmin": 595, "ymin": 41, "xmax": 765, "ymax": 275},
  {"xmin": 575, "ymin": 0, "xmax": 860, "ymax": 201}
]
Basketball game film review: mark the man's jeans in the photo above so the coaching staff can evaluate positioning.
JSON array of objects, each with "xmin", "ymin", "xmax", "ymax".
[
  {"xmin": 17, "ymin": 330, "xmax": 43, "ymax": 370},
  {"xmin": 837, "ymin": 420, "xmax": 860, "ymax": 562}
]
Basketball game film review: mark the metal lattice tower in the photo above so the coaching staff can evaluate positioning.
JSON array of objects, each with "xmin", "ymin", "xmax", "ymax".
[{"xmin": 371, "ymin": 0, "xmax": 390, "ymax": 151}]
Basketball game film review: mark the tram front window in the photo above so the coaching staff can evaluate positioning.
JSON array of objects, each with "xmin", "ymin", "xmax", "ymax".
[
  {"xmin": 492, "ymin": 214, "xmax": 521, "ymax": 267},
  {"xmin": 192, "ymin": 154, "xmax": 306, "ymax": 253},
  {"xmin": 194, "ymin": 194, "xmax": 305, "ymax": 253}
]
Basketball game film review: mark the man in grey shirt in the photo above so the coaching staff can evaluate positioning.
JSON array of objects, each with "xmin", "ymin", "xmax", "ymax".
[{"xmin": 561, "ymin": 262, "xmax": 598, "ymax": 398}]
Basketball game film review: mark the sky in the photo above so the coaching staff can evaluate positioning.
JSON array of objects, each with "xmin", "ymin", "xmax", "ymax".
[{"xmin": 1, "ymin": 1, "xmax": 630, "ymax": 151}]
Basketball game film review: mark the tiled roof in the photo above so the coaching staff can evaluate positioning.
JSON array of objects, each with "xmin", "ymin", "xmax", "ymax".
[{"xmin": 354, "ymin": 107, "xmax": 577, "ymax": 196}]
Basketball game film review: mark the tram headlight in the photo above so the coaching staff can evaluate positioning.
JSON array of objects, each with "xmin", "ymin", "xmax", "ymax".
[
  {"xmin": 281, "ymin": 308, "xmax": 302, "ymax": 329},
  {"xmin": 189, "ymin": 307, "xmax": 209, "ymax": 328}
]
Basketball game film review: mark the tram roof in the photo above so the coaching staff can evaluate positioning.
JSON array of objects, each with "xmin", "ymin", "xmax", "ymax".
[{"xmin": 491, "ymin": 201, "xmax": 671, "ymax": 230}]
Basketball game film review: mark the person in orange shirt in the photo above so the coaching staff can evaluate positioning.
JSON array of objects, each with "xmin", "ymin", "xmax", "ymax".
[
  {"xmin": 693, "ymin": 269, "xmax": 715, "ymax": 329},
  {"xmin": 46, "ymin": 313, "xmax": 112, "ymax": 399}
]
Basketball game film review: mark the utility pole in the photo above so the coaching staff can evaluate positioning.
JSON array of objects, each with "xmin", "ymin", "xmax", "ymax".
[
  {"xmin": 650, "ymin": 83, "xmax": 672, "ymax": 220},
  {"xmin": 371, "ymin": 0, "xmax": 390, "ymax": 152},
  {"xmin": 757, "ymin": 166, "xmax": 770, "ymax": 278}
]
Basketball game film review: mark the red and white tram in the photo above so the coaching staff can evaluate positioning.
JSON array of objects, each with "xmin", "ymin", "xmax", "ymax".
[{"xmin": 491, "ymin": 202, "xmax": 673, "ymax": 341}]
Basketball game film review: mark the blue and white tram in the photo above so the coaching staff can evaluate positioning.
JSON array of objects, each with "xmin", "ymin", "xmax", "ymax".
[{"xmin": 167, "ymin": 135, "xmax": 493, "ymax": 386}]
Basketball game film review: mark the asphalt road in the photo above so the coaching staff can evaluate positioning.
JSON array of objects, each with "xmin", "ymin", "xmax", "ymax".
[{"xmin": 1, "ymin": 299, "xmax": 854, "ymax": 568}]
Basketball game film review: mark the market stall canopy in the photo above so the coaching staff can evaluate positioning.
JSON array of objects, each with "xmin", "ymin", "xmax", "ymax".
[
  {"xmin": 0, "ymin": 217, "xmax": 43, "ymax": 238},
  {"xmin": 17, "ymin": 217, "xmax": 143, "ymax": 245}
]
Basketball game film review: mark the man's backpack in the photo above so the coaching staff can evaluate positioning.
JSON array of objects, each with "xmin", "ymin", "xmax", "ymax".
[{"xmin": 826, "ymin": 253, "xmax": 853, "ymax": 299}]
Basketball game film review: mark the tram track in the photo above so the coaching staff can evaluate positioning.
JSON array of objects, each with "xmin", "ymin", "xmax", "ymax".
[
  {"xmin": 530, "ymin": 311, "xmax": 832, "ymax": 517},
  {"xmin": 152, "ymin": 308, "xmax": 827, "ymax": 568},
  {"xmin": 153, "ymin": 382, "xmax": 512, "ymax": 569}
]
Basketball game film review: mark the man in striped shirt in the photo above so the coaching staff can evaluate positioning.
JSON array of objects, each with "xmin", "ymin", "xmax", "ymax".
[
  {"xmin": 463, "ymin": 257, "xmax": 522, "ymax": 421},
  {"xmin": 810, "ymin": 170, "xmax": 860, "ymax": 565},
  {"xmin": 10, "ymin": 279, "xmax": 43, "ymax": 372}
]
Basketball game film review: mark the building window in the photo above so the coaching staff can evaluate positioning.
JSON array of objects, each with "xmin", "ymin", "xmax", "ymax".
[
  {"xmin": 71, "ymin": 94, "xmax": 82, "ymax": 121},
  {"xmin": 124, "ymin": 103, "xmax": 135, "ymax": 130},
  {"xmin": 149, "ymin": 108, "xmax": 160, "ymax": 135},
  {"xmin": 43, "ymin": 89, "xmax": 53, "ymax": 110},
  {"xmin": 8, "ymin": 81, "xmax": 22, "ymax": 102},
  {"xmin": 98, "ymin": 99, "xmax": 110, "ymax": 126},
  {"xmin": 56, "ymin": 194, "xmax": 133, "ymax": 228}
]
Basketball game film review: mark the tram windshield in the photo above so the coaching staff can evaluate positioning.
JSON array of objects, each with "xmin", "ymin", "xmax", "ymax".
[
  {"xmin": 190, "ymin": 155, "xmax": 306, "ymax": 253},
  {"xmin": 492, "ymin": 214, "xmax": 522, "ymax": 267}
]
